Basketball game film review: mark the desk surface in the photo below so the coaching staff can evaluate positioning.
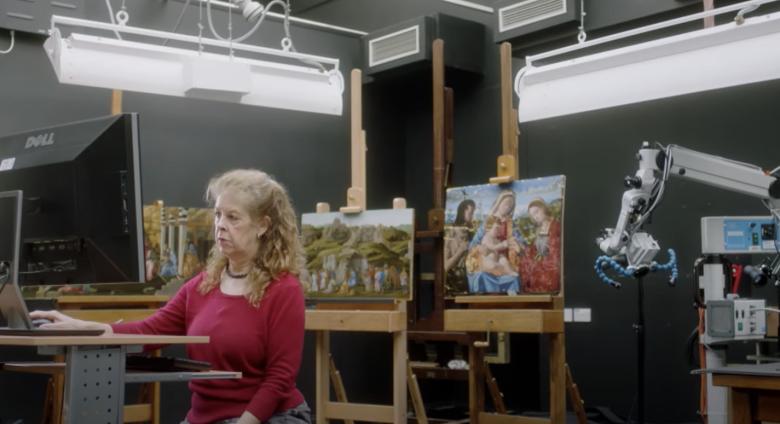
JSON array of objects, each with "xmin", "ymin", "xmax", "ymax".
[
  {"xmin": 694, "ymin": 362, "xmax": 780, "ymax": 377},
  {"xmin": 0, "ymin": 334, "xmax": 209, "ymax": 346}
]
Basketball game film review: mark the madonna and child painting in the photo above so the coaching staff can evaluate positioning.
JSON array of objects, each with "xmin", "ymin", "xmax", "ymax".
[{"xmin": 444, "ymin": 175, "xmax": 565, "ymax": 296}]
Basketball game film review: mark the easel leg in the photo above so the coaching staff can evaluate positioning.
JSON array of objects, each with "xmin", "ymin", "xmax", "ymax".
[
  {"xmin": 316, "ymin": 330, "xmax": 330, "ymax": 424},
  {"xmin": 565, "ymin": 364, "xmax": 587, "ymax": 424},
  {"xmin": 549, "ymin": 333, "xmax": 566, "ymax": 424},
  {"xmin": 407, "ymin": 357, "xmax": 429, "ymax": 424},
  {"xmin": 484, "ymin": 362, "xmax": 507, "ymax": 414},
  {"xmin": 468, "ymin": 343, "xmax": 486, "ymax": 424},
  {"xmin": 393, "ymin": 330, "xmax": 408, "ymax": 424},
  {"xmin": 328, "ymin": 355, "xmax": 354, "ymax": 424}
]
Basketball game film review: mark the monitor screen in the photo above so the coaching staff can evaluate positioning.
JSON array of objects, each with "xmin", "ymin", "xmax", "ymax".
[
  {"xmin": 0, "ymin": 190, "xmax": 29, "ymax": 328},
  {"xmin": 0, "ymin": 114, "xmax": 144, "ymax": 285}
]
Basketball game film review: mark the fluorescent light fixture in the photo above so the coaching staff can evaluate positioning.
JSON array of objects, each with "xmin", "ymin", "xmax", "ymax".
[
  {"xmin": 514, "ymin": 0, "xmax": 780, "ymax": 123},
  {"xmin": 44, "ymin": 15, "xmax": 344, "ymax": 115}
]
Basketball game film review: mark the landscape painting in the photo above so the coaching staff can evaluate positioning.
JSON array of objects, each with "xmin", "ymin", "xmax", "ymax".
[{"xmin": 301, "ymin": 209, "xmax": 414, "ymax": 300}]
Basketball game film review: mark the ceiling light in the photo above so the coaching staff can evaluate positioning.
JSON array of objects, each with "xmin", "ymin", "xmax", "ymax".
[
  {"xmin": 44, "ymin": 15, "xmax": 344, "ymax": 115},
  {"xmin": 514, "ymin": 0, "xmax": 780, "ymax": 123}
]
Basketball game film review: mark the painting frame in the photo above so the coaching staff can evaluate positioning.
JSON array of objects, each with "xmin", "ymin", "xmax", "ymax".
[
  {"xmin": 444, "ymin": 175, "xmax": 565, "ymax": 296},
  {"xmin": 301, "ymin": 208, "xmax": 415, "ymax": 301}
]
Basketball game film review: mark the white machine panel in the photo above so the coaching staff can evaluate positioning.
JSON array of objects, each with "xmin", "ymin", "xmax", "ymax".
[
  {"xmin": 707, "ymin": 298, "xmax": 766, "ymax": 341},
  {"xmin": 701, "ymin": 216, "xmax": 778, "ymax": 254}
]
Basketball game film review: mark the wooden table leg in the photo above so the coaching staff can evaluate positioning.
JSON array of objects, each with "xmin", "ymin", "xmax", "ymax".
[{"xmin": 731, "ymin": 388, "xmax": 753, "ymax": 424}]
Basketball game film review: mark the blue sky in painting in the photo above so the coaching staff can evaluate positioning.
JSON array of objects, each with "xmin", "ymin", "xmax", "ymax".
[{"xmin": 445, "ymin": 175, "xmax": 565, "ymax": 223}]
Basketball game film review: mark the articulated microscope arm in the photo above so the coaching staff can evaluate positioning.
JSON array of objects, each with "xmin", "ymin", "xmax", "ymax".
[{"xmin": 596, "ymin": 142, "xmax": 780, "ymax": 285}]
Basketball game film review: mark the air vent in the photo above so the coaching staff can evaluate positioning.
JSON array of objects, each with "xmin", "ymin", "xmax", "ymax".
[
  {"xmin": 1, "ymin": 0, "xmax": 84, "ymax": 34},
  {"xmin": 368, "ymin": 25, "xmax": 420, "ymax": 68},
  {"xmin": 364, "ymin": 14, "xmax": 483, "ymax": 76},
  {"xmin": 499, "ymin": 0, "xmax": 567, "ymax": 33}
]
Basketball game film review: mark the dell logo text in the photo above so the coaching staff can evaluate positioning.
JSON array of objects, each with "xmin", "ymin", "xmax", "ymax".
[{"xmin": 25, "ymin": 133, "xmax": 55, "ymax": 149}]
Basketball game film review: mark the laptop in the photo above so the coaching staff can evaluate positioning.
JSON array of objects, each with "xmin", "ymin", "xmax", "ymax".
[{"xmin": 0, "ymin": 190, "xmax": 103, "ymax": 336}]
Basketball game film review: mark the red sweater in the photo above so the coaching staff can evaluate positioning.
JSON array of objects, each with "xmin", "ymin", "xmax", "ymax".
[{"xmin": 112, "ymin": 272, "xmax": 305, "ymax": 424}]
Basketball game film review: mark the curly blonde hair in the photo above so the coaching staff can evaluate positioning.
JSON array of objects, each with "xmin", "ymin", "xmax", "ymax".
[{"xmin": 199, "ymin": 169, "xmax": 304, "ymax": 307}]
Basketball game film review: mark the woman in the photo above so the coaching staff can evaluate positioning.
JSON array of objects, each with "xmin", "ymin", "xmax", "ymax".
[
  {"xmin": 31, "ymin": 169, "xmax": 310, "ymax": 424},
  {"xmin": 519, "ymin": 197, "xmax": 562, "ymax": 293}
]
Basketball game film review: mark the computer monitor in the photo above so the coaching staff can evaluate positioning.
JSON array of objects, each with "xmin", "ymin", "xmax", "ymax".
[
  {"xmin": 0, "ymin": 190, "xmax": 30, "ymax": 328},
  {"xmin": 0, "ymin": 114, "xmax": 144, "ymax": 285},
  {"xmin": 0, "ymin": 189, "xmax": 105, "ymax": 334}
]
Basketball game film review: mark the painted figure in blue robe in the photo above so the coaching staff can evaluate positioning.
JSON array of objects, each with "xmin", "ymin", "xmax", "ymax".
[
  {"xmin": 466, "ymin": 190, "xmax": 524, "ymax": 293},
  {"xmin": 159, "ymin": 248, "xmax": 178, "ymax": 278}
]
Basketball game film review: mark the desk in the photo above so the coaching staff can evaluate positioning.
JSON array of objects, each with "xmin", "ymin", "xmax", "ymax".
[
  {"xmin": 0, "ymin": 334, "xmax": 240, "ymax": 424},
  {"xmin": 708, "ymin": 363, "xmax": 780, "ymax": 423}
]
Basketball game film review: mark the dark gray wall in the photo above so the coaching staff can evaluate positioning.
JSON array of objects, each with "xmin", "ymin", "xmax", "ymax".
[
  {"xmin": 0, "ymin": 2, "xmax": 361, "ymax": 422},
  {"xmin": 2, "ymin": 0, "xmax": 780, "ymax": 422},
  {"xmin": 297, "ymin": 1, "xmax": 780, "ymax": 422}
]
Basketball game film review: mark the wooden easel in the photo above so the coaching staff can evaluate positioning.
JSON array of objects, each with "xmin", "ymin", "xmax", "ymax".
[
  {"xmin": 410, "ymin": 39, "xmax": 450, "ymax": 332},
  {"xmin": 406, "ymin": 39, "xmax": 512, "ymax": 421},
  {"xmin": 442, "ymin": 42, "xmax": 584, "ymax": 424},
  {"xmin": 305, "ymin": 69, "xmax": 422, "ymax": 424}
]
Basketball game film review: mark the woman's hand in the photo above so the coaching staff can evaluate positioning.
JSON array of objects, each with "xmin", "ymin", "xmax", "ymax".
[
  {"xmin": 237, "ymin": 411, "xmax": 261, "ymax": 424},
  {"xmin": 29, "ymin": 310, "xmax": 114, "ymax": 334}
]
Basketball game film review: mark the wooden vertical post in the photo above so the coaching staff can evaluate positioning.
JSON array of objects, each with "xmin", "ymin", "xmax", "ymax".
[
  {"xmin": 315, "ymin": 331, "xmax": 330, "ymax": 424},
  {"xmin": 490, "ymin": 42, "xmax": 519, "ymax": 184},
  {"xmin": 468, "ymin": 344, "xmax": 486, "ymax": 424},
  {"xmin": 550, "ymin": 333, "xmax": 567, "ymax": 423},
  {"xmin": 342, "ymin": 69, "xmax": 366, "ymax": 214},
  {"xmin": 393, "ymin": 329, "xmax": 408, "ymax": 423},
  {"xmin": 429, "ymin": 39, "xmax": 446, "ymax": 231},
  {"xmin": 500, "ymin": 42, "xmax": 516, "ymax": 160},
  {"xmin": 111, "ymin": 90, "xmax": 123, "ymax": 115},
  {"xmin": 444, "ymin": 87, "xmax": 455, "ymax": 187}
]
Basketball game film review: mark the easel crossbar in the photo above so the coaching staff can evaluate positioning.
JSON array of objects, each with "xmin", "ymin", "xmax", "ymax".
[
  {"xmin": 454, "ymin": 295, "xmax": 554, "ymax": 304},
  {"xmin": 305, "ymin": 310, "xmax": 406, "ymax": 332},
  {"xmin": 323, "ymin": 401, "xmax": 396, "ymax": 422},
  {"xmin": 479, "ymin": 412, "xmax": 551, "ymax": 424},
  {"xmin": 444, "ymin": 309, "xmax": 563, "ymax": 333}
]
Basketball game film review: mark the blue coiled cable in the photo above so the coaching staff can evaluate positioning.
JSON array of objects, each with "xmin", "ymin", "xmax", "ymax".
[{"xmin": 594, "ymin": 249, "xmax": 678, "ymax": 288}]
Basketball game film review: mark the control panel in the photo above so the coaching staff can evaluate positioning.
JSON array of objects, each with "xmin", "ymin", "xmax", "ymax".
[{"xmin": 701, "ymin": 216, "xmax": 778, "ymax": 254}]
